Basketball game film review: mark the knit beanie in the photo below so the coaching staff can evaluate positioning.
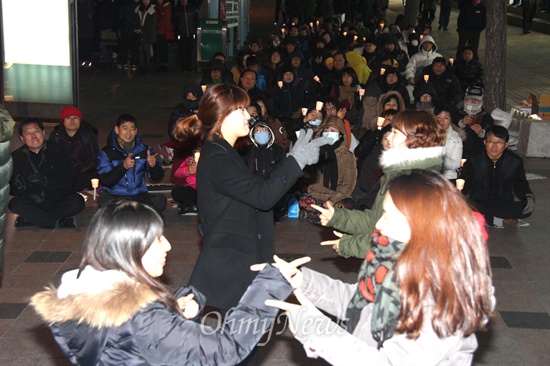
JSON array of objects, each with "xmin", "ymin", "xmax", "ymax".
[{"xmin": 60, "ymin": 106, "xmax": 82, "ymax": 122}]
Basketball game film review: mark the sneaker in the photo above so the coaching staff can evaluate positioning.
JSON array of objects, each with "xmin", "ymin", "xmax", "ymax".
[
  {"xmin": 179, "ymin": 205, "xmax": 198, "ymax": 215},
  {"xmin": 518, "ymin": 219, "xmax": 530, "ymax": 227},
  {"xmin": 56, "ymin": 217, "xmax": 76, "ymax": 229},
  {"xmin": 503, "ymin": 218, "xmax": 519, "ymax": 233},
  {"xmin": 14, "ymin": 216, "xmax": 34, "ymax": 228}
]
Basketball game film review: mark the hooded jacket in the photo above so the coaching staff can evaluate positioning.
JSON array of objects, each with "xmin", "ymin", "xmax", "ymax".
[
  {"xmin": 30, "ymin": 264, "xmax": 292, "ymax": 366},
  {"xmin": 307, "ymin": 118, "xmax": 357, "ymax": 203},
  {"xmin": 167, "ymin": 84, "xmax": 203, "ymax": 139},
  {"xmin": 404, "ymin": 35, "xmax": 442, "ymax": 82},
  {"xmin": 97, "ymin": 133, "xmax": 164, "ymax": 196},
  {"xmin": 245, "ymin": 122, "xmax": 285, "ymax": 179},
  {"xmin": 328, "ymin": 146, "xmax": 444, "ymax": 258}
]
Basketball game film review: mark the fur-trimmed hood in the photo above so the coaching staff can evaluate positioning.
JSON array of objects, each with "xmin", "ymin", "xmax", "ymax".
[
  {"xmin": 380, "ymin": 146, "xmax": 445, "ymax": 172},
  {"xmin": 377, "ymin": 91, "xmax": 407, "ymax": 114},
  {"xmin": 31, "ymin": 266, "xmax": 159, "ymax": 328}
]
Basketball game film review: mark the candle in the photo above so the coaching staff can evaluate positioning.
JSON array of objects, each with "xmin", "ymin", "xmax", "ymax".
[
  {"xmin": 281, "ymin": 28, "xmax": 285, "ymax": 34},
  {"xmin": 380, "ymin": 67, "xmax": 386, "ymax": 75},
  {"xmin": 91, "ymin": 178, "xmax": 99, "ymax": 200},
  {"xmin": 449, "ymin": 57, "xmax": 454, "ymax": 65},
  {"xmin": 316, "ymin": 20, "xmax": 319, "ymax": 26},
  {"xmin": 354, "ymin": 35, "xmax": 358, "ymax": 41},
  {"xmin": 194, "ymin": 152, "xmax": 200, "ymax": 164},
  {"xmin": 377, "ymin": 117, "xmax": 385, "ymax": 128},
  {"xmin": 456, "ymin": 179, "xmax": 465, "ymax": 191},
  {"xmin": 420, "ymin": 34, "xmax": 424, "ymax": 40},
  {"xmin": 316, "ymin": 101, "xmax": 324, "ymax": 111},
  {"xmin": 313, "ymin": 75, "xmax": 320, "ymax": 83},
  {"xmin": 277, "ymin": 80, "xmax": 283, "ymax": 88},
  {"xmin": 343, "ymin": 31, "xmax": 347, "ymax": 37},
  {"xmin": 201, "ymin": 85, "xmax": 207, "ymax": 92},
  {"xmin": 309, "ymin": 22, "xmax": 314, "ymax": 28},
  {"xmin": 302, "ymin": 107, "xmax": 308, "ymax": 116},
  {"xmin": 359, "ymin": 88, "xmax": 365, "ymax": 100},
  {"xmin": 460, "ymin": 158, "xmax": 467, "ymax": 167},
  {"xmin": 423, "ymin": 74, "xmax": 429, "ymax": 82}
]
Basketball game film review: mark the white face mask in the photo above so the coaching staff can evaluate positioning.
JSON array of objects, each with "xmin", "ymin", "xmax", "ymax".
[
  {"xmin": 309, "ymin": 119, "xmax": 322, "ymax": 126},
  {"xmin": 463, "ymin": 100, "xmax": 482, "ymax": 115},
  {"xmin": 322, "ymin": 131, "xmax": 340, "ymax": 145}
]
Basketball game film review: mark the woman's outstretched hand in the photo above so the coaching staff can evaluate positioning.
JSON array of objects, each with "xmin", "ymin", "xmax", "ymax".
[
  {"xmin": 320, "ymin": 230, "xmax": 343, "ymax": 254},
  {"xmin": 311, "ymin": 201, "xmax": 334, "ymax": 226},
  {"xmin": 265, "ymin": 289, "xmax": 312, "ymax": 334},
  {"xmin": 250, "ymin": 255, "xmax": 310, "ymax": 290}
]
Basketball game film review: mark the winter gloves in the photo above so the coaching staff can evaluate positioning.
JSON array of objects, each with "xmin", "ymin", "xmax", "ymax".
[{"xmin": 288, "ymin": 129, "xmax": 330, "ymax": 170}]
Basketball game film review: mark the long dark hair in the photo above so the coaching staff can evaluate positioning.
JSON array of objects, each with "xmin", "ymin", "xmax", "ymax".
[{"xmin": 78, "ymin": 199, "xmax": 180, "ymax": 314}]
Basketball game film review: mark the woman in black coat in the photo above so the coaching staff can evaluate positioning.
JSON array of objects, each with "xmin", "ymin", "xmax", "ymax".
[{"xmin": 188, "ymin": 84, "xmax": 328, "ymax": 312}]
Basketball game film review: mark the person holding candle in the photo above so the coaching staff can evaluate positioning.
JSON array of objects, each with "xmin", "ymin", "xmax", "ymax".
[
  {"xmin": 273, "ymin": 65, "xmax": 308, "ymax": 122},
  {"xmin": 459, "ymin": 125, "xmax": 535, "ymax": 232},
  {"xmin": 10, "ymin": 119, "xmax": 85, "ymax": 228},
  {"xmin": 413, "ymin": 57, "xmax": 463, "ymax": 109},
  {"xmin": 188, "ymin": 84, "xmax": 330, "ymax": 313},
  {"xmin": 404, "ymin": 35, "xmax": 441, "ymax": 85},
  {"xmin": 49, "ymin": 106, "xmax": 99, "ymax": 191},
  {"xmin": 170, "ymin": 116, "xmax": 203, "ymax": 215},
  {"xmin": 377, "ymin": 67, "xmax": 411, "ymax": 107}
]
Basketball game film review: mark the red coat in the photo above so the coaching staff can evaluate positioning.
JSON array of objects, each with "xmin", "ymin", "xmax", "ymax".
[{"xmin": 157, "ymin": 2, "xmax": 174, "ymax": 40}]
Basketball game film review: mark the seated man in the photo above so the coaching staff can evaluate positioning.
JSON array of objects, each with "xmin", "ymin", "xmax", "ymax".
[
  {"xmin": 460, "ymin": 126, "xmax": 535, "ymax": 232},
  {"xmin": 413, "ymin": 57, "xmax": 463, "ymax": 109},
  {"xmin": 457, "ymin": 86, "xmax": 494, "ymax": 158},
  {"xmin": 49, "ymin": 106, "xmax": 99, "ymax": 191},
  {"xmin": 9, "ymin": 119, "xmax": 85, "ymax": 228},
  {"xmin": 97, "ymin": 114, "xmax": 166, "ymax": 212}
]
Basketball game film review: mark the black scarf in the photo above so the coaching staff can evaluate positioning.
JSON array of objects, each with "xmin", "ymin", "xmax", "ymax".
[{"xmin": 319, "ymin": 138, "xmax": 343, "ymax": 191}]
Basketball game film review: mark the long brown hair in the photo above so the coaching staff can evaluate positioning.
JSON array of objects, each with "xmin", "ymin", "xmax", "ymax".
[
  {"xmin": 389, "ymin": 170, "xmax": 493, "ymax": 338},
  {"xmin": 197, "ymin": 84, "xmax": 250, "ymax": 141},
  {"xmin": 391, "ymin": 110, "xmax": 446, "ymax": 148}
]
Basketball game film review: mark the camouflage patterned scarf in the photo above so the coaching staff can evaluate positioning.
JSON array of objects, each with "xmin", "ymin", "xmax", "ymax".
[{"xmin": 345, "ymin": 230, "xmax": 406, "ymax": 348}]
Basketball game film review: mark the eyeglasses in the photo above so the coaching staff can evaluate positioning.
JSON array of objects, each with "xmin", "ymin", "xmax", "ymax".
[{"xmin": 486, "ymin": 140, "xmax": 506, "ymax": 146}]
